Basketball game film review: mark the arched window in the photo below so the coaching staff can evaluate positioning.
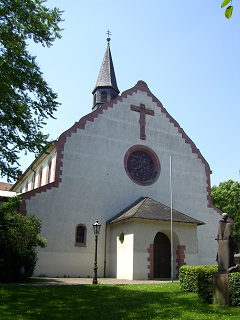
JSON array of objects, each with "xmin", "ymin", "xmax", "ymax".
[
  {"xmin": 46, "ymin": 157, "xmax": 52, "ymax": 184},
  {"xmin": 75, "ymin": 224, "xmax": 87, "ymax": 246},
  {"xmin": 37, "ymin": 167, "xmax": 43, "ymax": 188},
  {"xmin": 31, "ymin": 172, "xmax": 36, "ymax": 190},
  {"xmin": 101, "ymin": 91, "xmax": 107, "ymax": 102}
]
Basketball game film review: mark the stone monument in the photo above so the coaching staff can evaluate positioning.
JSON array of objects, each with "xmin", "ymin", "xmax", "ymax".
[
  {"xmin": 213, "ymin": 213, "xmax": 238, "ymax": 306},
  {"xmin": 216, "ymin": 213, "xmax": 235, "ymax": 272}
]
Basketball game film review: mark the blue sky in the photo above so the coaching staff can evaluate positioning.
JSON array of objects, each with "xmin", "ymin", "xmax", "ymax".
[{"xmin": 2, "ymin": 0, "xmax": 240, "ymax": 186}]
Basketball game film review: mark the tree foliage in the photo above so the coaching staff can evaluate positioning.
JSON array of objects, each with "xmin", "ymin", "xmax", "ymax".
[
  {"xmin": 0, "ymin": 197, "xmax": 46, "ymax": 282},
  {"xmin": 221, "ymin": 0, "xmax": 234, "ymax": 19},
  {"xmin": 211, "ymin": 180, "xmax": 240, "ymax": 251},
  {"xmin": 0, "ymin": 0, "xmax": 63, "ymax": 181}
]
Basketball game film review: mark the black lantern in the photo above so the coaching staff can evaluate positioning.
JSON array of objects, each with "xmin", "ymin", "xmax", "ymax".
[
  {"xmin": 92, "ymin": 219, "xmax": 101, "ymax": 284},
  {"xmin": 93, "ymin": 219, "xmax": 101, "ymax": 236}
]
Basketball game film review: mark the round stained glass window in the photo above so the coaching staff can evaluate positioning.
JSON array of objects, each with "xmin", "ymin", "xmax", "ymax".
[{"xmin": 124, "ymin": 145, "xmax": 160, "ymax": 186}]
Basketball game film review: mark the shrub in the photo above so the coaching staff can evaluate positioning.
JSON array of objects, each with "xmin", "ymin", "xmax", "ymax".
[
  {"xmin": 0, "ymin": 197, "xmax": 46, "ymax": 282},
  {"xmin": 229, "ymin": 272, "xmax": 240, "ymax": 306},
  {"xmin": 179, "ymin": 265, "xmax": 218, "ymax": 303},
  {"xmin": 179, "ymin": 265, "xmax": 199, "ymax": 293},
  {"xmin": 196, "ymin": 265, "xmax": 218, "ymax": 303}
]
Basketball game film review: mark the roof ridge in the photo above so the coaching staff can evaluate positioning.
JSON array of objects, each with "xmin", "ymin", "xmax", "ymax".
[
  {"xmin": 132, "ymin": 197, "xmax": 148, "ymax": 217},
  {"xmin": 106, "ymin": 197, "xmax": 144, "ymax": 223}
]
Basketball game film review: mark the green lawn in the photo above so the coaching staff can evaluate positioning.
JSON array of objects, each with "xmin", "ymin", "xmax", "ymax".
[{"xmin": 0, "ymin": 282, "xmax": 239, "ymax": 319}]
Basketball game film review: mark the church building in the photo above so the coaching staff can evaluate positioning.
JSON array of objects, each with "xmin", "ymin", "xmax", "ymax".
[{"xmin": 11, "ymin": 36, "xmax": 221, "ymax": 280}]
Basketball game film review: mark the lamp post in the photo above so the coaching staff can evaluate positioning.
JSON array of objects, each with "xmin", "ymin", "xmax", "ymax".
[{"xmin": 92, "ymin": 219, "xmax": 101, "ymax": 284}]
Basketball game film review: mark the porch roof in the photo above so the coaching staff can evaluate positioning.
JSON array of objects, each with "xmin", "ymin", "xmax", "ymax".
[{"xmin": 107, "ymin": 197, "xmax": 205, "ymax": 226}]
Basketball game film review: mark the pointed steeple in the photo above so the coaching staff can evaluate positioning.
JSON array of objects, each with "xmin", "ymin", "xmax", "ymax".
[{"xmin": 92, "ymin": 32, "xmax": 120, "ymax": 111}]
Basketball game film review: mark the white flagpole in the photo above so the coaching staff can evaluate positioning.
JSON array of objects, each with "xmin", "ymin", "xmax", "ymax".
[{"xmin": 170, "ymin": 155, "xmax": 173, "ymax": 282}]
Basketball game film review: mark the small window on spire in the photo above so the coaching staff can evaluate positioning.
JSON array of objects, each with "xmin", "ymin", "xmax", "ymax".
[{"xmin": 101, "ymin": 91, "xmax": 107, "ymax": 102}]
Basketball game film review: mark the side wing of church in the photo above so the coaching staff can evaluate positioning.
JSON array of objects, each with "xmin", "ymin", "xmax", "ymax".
[{"xmin": 11, "ymin": 37, "xmax": 221, "ymax": 280}]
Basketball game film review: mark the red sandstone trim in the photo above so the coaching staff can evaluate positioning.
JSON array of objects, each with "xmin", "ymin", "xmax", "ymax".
[
  {"xmin": 176, "ymin": 245, "xmax": 186, "ymax": 277},
  {"xmin": 19, "ymin": 181, "xmax": 58, "ymax": 215},
  {"xmin": 19, "ymin": 200, "xmax": 27, "ymax": 216},
  {"xmin": 147, "ymin": 243, "xmax": 154, "ymax": 279}
]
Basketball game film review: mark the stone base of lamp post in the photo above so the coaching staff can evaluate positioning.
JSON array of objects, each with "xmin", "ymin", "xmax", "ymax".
[{"xmin": 93, "ymin": 265, "xmax": 98, "ymax": 284}]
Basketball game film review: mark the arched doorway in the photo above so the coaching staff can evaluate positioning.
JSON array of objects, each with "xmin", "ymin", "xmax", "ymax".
[{"xmin": 154, "ymin": 232, "xmax": 171, "ymax": 278}]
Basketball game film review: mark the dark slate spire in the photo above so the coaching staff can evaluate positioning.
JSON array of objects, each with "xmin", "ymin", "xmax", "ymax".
[{"xmin": 92, "ymin": 32, "xmax": 120, "ymax": 111}]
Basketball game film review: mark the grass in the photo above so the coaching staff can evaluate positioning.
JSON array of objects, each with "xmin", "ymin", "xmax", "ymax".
[{"xmin": 0, "ymin": 282, "xmax": 239, "ymax": 319}]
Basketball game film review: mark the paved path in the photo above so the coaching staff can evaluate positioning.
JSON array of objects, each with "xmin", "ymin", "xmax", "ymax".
[{"xmin": 24, "ymin": 277, "xmax": 178, "ymax": 286}]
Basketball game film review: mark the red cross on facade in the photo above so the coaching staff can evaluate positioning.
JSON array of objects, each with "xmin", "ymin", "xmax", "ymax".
[{"xmin": 130, "ymin": 104, "xmax": 154, "ymax": 140}]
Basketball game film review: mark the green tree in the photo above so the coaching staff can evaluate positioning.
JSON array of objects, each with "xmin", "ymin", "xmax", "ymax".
[
  {"xmin": 0, "ymin": 0, "xmax": 63, "ymax": 181},
  {"xmin": 221, "ymin": 0, "xmax": 234, "ymax": 19},
  {"xmin": 211, "ymin": 179, "xmax": 240, "ymax": 251},
  {"xmin": 0, "ymin": 197, "xmax": 46, "ymax": 282}
]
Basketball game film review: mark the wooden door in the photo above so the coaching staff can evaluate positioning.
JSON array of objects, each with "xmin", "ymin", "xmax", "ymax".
[{"xmin": 154, "ymin": 232, "xmax": 171, "ymax": 278}]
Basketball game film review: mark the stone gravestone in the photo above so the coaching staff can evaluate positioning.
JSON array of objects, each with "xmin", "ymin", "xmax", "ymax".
[{"xmin": 213, "ymin": 213, "xmax": 236, "ymax": 306}]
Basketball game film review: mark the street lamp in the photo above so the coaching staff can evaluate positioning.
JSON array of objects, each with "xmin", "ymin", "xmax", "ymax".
[{"xmin": 92, "ymin": 219, "xmax": 101, "ymax": 284}]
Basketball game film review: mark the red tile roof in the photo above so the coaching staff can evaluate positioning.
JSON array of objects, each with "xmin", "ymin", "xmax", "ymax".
[{"xmin": 0, "ymin": 182, "xmax": 13, "ymax": 191}]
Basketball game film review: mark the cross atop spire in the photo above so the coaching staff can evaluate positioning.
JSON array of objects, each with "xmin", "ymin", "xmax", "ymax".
[
  {"xmin": 106, "ymin": 30, "xmax": 111, "ymax": 43},
  {"xmin": 92, "ymin": 33, "xmax": 119, "ymax": 111}
]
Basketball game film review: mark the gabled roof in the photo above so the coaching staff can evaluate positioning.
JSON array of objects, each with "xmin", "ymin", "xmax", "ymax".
[
  {"xmin": 92, "ymin": 42, "xmax": 119, "ymax": 94},
  {"xmin": 0, "ymin": 182, "xmax": 13, "ymax": 191},
  {"xmin": 107, "ymin": 197, "xmax": 205, "ymax": 225}
]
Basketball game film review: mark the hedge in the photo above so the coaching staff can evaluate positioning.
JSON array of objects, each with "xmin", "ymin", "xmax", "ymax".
[
  {"xmin": 179, "ymin": 265, "xmax": 199, "ymax": 293},
  {"xmin": 179, "ymin": 265, "xmax": 218, "ymax": 303},
  {"xmin": 180, "ymin": 266, "xmax": 240, "ymax": 306},
  {"xmin": 229, "ymin": 272, "xmax": 240, "ymax": 306}
]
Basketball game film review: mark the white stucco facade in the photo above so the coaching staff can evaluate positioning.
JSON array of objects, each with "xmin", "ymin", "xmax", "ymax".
[
  {"xmin": 106, "ymin": 219, "xmax": 199, "ymax": 280},
  {"xmin": 14, "ymin": 81, "xmax": 221, "ymax": 279}
]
